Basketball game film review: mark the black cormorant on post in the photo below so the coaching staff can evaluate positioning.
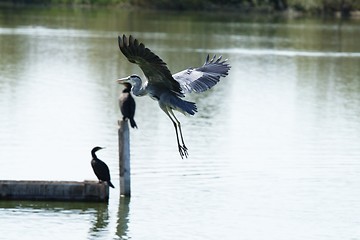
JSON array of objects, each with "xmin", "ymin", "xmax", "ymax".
[
  {"xmin": 91, "ymin": 146, "xmax": 115, "ymax": 188},
  {"xmin": 119, "ymin": 82, "xmax": 137, "ymax": 128}
]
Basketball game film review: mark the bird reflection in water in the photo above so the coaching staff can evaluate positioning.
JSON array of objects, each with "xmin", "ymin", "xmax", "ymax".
[{"xmin": 89, "ymin": 203, "xmax": 109, "ymax": 236}]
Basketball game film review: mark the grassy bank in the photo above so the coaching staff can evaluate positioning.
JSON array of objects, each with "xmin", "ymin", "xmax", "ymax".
[{"xmin": 1, "ymin": 0, "xmax": 359, "ymax": 17}]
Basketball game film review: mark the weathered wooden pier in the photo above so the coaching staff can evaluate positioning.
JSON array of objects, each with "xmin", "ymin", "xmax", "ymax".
[{"xmin": 0, "ymin": 180, "xmax": 109, "ymax": 202}]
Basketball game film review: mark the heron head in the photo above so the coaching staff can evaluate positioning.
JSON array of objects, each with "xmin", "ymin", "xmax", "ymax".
[{"xmin": 116, "ymin": 74, "xmax": 141, "ymax": 86}]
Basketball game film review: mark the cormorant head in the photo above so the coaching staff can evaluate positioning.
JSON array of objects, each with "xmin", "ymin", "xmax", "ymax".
[
  {"xmin": 116, "ymin": 74, "xmax": 141, "ymax": 87},
  {"xmin": 91, "ymin": 146, "xmax": 104, "ymax": 158},
  {"xmin": 121, "ymin": 82, "xmax": 132, "ymax": 91}
]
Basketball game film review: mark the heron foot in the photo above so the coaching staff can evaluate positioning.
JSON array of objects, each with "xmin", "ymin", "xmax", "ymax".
[{"xmin": 178, "ymin": 145, "xmax": 188, "ymax": 159}]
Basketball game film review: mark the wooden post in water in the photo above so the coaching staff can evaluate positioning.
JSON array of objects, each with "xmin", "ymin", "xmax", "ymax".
[{"xmin": 118, "ymin": 119, "xmax": 131, "ymax": 197}]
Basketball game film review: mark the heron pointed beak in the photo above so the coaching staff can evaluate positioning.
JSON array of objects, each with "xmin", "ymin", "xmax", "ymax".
[{"xmin": 116, "ymin": 76, "xmax": 130, "ymax": 84}]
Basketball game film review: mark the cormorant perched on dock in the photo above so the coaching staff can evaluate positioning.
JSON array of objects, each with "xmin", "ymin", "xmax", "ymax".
[
  {"xmin": 119, "ymin": 82, "xmax": 137, "ymax": 128},
  {"xmin": 91, "ymin": 146, "xmax": 115, "ymax": 188}
]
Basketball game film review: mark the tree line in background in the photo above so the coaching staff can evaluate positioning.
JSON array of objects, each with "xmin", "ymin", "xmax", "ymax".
[{"xmin": 1, "ymin": 0, "xmax": 359, "ymax": 16}]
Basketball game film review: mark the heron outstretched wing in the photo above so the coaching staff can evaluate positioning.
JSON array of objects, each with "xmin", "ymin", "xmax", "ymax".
[
  {"xmin": 172, "ymin": 55, "xmax": 231, "ymax": 94},
  {"xmin": 118, "ymin": 35, "xmax": 183, "ymax": 97}
]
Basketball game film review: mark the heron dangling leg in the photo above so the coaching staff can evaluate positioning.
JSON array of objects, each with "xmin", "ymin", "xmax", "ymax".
[
  {"xmin": 169, "ymin": 110, "xmax": 188, "ymax": 152},
  {"xmin": 163, "ymin": 108, "xmax": 188, "ymax": 158},
  {"xmin": 173, "ymin": 120, "xmax": 188, "ymax": 159}
]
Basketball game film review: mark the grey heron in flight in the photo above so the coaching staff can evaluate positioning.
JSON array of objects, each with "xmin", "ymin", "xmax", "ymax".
[{"xmin": 117, "ymin": 34, "xmax": 231, "ymax": 158}]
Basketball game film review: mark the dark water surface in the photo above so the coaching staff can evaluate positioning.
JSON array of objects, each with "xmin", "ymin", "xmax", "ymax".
[{"xmin": 0, "ymin": 7, "xmax": 360, "ymax": 240}]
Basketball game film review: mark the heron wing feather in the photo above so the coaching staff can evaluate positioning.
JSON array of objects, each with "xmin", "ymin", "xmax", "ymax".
[
  {"xmin": 118, "ymin": 35, "xmax": 183, "ymax": 97},
  {"xmin": 172, "ymin": 55, "xmax": 231, "ymax": 93}
]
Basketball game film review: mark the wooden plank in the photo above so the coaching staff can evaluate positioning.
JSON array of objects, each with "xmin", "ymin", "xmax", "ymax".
[{"xmin": 0, "ymin": 180, "xmax": 109, "ymax": 202}]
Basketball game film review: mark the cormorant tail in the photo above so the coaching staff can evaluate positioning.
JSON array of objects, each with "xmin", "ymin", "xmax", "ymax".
[
  {"xmin": 130, "ymin": 118, "xmax": 138, "ymax": 128},
  {"xmin": 108, "ymin": 181, "xmax": 115, "ymax": 188}
]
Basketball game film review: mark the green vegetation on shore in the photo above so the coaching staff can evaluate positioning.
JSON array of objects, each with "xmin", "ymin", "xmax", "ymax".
[{"xmin": 1, "ymin": 0, "xmax": 359, "ymax": 17}]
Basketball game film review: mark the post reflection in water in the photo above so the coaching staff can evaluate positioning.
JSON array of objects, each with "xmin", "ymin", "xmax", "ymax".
[{"xmin": 116, "ymin": 197, "xmax": 131, "ymax": 239}]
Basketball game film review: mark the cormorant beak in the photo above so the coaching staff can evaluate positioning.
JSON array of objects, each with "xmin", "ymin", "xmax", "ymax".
[{"xmin": 116, "ymin": 76, "xmax": 130, "ymax": 84}]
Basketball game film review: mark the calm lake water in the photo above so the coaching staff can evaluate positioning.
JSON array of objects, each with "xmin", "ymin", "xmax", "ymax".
[{"xmin": 1, "ymin": 6, "xmax": 360, "ymax": 240}]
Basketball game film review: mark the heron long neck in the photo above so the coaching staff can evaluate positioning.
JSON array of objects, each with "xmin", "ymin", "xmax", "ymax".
[{"xmin": 131, "ymin": 79, "xmax": 147, "ymax": 96}]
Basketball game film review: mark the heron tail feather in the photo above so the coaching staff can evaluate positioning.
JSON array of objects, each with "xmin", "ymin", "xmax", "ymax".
[{"xmin": 170, "ymin": 97, "xmax": 197, "ymax": 115}]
